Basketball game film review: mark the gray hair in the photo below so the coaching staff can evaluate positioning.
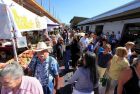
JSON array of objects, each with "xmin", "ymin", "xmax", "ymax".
[{"xmin": 0, "ymin": 61, "xmax": 24, "ymax": 79}]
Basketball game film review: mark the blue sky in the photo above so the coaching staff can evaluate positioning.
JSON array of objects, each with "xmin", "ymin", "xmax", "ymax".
[{"xmin": 36, "ymin": 0, "xmax": 134, "ymax": 24}]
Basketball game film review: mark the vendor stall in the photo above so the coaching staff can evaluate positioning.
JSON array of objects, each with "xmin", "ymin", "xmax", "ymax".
[
  {"xmin": 6, "ymin": 50, "xmax": 34, "ymax": 68},
  {"xmin": 0, "ymin": 0, "xmax": 48, "ymax": 63}
]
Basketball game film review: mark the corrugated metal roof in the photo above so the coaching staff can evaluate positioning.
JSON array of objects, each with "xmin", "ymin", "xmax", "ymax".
[{"xmin": 78, "ymin": 0, "xmax": 140, "ymax": 25}]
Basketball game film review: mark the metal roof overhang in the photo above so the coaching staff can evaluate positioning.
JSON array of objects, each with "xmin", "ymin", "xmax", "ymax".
[
  {"xmin": 80, "ymin": 8, "xmax": 140, "ymax": 25},
  {"xmin": 13, "ymin": 0, "xmax": 60, "ymax": 24},
  {"xmin": 47, "ymin": 24, "xmax": 60, "ymax": 26},
  {"xmin": 78, "ymin": 0, "xmax": 140, "ymax": 26}
]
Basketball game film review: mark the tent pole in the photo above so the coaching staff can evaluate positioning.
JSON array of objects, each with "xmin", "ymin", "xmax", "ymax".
[{"xmin": 11, "ymin": 33, "xmax": 18, "ymax": 62}]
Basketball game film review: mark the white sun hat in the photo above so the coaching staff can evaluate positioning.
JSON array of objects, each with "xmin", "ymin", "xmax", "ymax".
[{"xmin": 34, "ymin": 42, "xmax": 52, "ymax": 52}]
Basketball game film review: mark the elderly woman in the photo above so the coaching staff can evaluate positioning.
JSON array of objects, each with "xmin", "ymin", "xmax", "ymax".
[
  {"xmin": 117, "ymin": 55, "xmax": 140, "ymax": 94},
  {"xmin": 106, "ymin": 47, "xmax": 130, "ymax": 94},
  {"xmin": 68, "ymin": 52, "xmax": 99, "ymax": 94},
  {"xmin": 0, "ymin": 62, "xmax": 43, "ymax": 94}
]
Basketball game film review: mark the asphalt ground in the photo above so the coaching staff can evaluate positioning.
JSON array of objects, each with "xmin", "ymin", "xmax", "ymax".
[{"xmin": 56, "ymin": 66, "xmax": 74, "ymax": 94}]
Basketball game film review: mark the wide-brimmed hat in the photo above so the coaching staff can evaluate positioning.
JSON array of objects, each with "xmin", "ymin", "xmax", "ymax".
[
  {"xmin": 125, "ymin": 42, "xmax": 135, "ymax": 46},
  {"xmin": 34, "ymin": 42, "xmax": 52, "ymax": 52}
]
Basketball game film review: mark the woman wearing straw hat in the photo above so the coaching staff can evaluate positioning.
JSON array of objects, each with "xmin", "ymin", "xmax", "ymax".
[{"xmin": 28, "ymin": 42, "xmax": 59, "ymax": 94}]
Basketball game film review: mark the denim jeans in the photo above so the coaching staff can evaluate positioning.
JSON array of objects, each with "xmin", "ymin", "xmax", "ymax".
[{"xmin": 43, "ymin": 85, "xmax": 52, "ymax": 94}]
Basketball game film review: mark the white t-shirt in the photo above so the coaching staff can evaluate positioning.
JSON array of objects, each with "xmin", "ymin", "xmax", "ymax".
[
  {"xmin": 127, "ymin": 49, "xmax": 132, "ymax": 61},
  {"xmin": 80, "ymin": 37, "xmax": 89, "ymax": 49},
  {"xmin": 116, "ymin": 34, "xmax": 121, "ymax": 41}
]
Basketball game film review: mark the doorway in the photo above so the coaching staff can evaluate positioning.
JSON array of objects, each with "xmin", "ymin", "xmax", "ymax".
[
  {"xmin": 95, "ymin": 25, "xmax": 104, "ymax": 36},
  {"xmin": 121, "ymin": 23, "xmax": 140, "ymax": 45}
]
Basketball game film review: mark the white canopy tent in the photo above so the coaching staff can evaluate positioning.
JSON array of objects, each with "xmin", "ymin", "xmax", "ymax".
[
  {"xmin": 47, "ymin": 17, "xmax": 59, "ymax": 31},
  {"xmin": 0, "ymin": 0, "xmax": 48, "ymax": 61}
]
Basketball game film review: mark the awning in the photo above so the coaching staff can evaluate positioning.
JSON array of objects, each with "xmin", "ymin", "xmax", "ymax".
[
  {"xmin": 10, "ymin": 1, "xmax": 47, "ymax": 32},
  {"xmin": 13, "ymin": 0, "xmax": 60, "ymax": 24}
]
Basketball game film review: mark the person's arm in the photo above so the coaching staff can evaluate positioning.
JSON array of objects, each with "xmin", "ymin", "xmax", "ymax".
[
  {"xmin": 27, "ymin": 54, "xmax": 37, "ymax": 76},
  {"xmin": 52, "ymin": 59, "xmax": 59, "ymax": 90},
  {"xmin": 108, "ymin": 54, "xmax": 113, "ymax": 69},
  {"xmin": 54, "ymin": 75, "xmax": 59, "ymax": 90},
  {"xmin": 117, "ymin": 68, "xmax": 132, "ymax": 94},
  {"xmin": 68, "ymin": 68, "xmax": 80, "ymax": 84}
]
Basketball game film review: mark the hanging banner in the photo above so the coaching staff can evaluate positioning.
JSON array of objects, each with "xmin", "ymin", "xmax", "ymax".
[
  {"xmin": 10, "ymin": 1, "xmax": 47, "ymax": 32},
  {"xmin": 0, "ymin": 3, "xmax": 12, "ymax": 39}
]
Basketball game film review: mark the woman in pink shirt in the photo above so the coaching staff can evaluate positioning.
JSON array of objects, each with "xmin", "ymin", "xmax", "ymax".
[{"xmin": 0, "ymin": 61, "xmax": 43, "ymax": 94}]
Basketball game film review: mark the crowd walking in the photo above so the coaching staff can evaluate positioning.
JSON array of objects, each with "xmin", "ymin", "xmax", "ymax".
[{"xmin": 0, "ymin": 29, "xmax": 140, "ymax": 94}]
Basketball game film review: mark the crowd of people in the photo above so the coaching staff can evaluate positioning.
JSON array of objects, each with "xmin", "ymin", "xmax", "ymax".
[{"xmin": 0, "ymin": 29, "xmax": 139, "ymax": 94}]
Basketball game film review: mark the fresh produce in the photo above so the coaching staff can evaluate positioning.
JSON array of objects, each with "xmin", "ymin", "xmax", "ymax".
[{"xmin": 5, "ymin": 50, "xmax": 34, "ymax": 69}]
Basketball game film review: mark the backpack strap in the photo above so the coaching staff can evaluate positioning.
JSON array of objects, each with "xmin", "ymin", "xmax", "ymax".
[{"xmin": 47, "ymin": 56, "xmax": 52, "ymax": 84}]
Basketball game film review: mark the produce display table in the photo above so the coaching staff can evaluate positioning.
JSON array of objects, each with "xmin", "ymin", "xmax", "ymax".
[{"xmin": 6, "ymin": 50, "xmax": 34, "ymax": 68}]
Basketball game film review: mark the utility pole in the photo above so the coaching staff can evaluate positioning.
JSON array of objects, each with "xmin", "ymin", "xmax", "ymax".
[
  {"xmin": 49, "ymin": 0, "xmax": 50, "ymax": 13},
  {"xmin": 41, "ymin": 0, "xmax": 43, "ymax": 6},
  {"xmin": 53, "ymin": 6, "xmax": 55, "ymax": 16}
]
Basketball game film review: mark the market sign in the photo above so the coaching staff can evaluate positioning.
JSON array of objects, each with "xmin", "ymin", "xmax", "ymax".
[
  {"xmin": 0, "ymin": 3, "xmax": 12, "ymax": 39},
  {"xmin": 10, "ymin": 1, "xmax": 47, "ymax": 32}
]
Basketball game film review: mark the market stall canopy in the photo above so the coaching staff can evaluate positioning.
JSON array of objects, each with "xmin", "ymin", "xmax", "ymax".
[
  {"xmin": 47, "ymin": 17, "xmax": 59, "ymax": 26},
  {"xmin": 12, "ymin": 0, "xmax": 60, "ymax": 24},
  {"xmin": 47, "ymin": 17, "xmax": 59, "ymax": 31},
  {"xmin": 10, "ymin": 0, "xmax": 47, "ymax": 32},
  {"xmin": 0, "ymin": 0, "xmax": 47, "ymax": 36}
]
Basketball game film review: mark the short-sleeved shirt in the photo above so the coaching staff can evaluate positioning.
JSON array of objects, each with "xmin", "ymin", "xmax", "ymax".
[
  {"xmin": 28, "ymin": 56, "xmax": 59, "ymax": 90},
  {"xmin": 80, "ymin": 37, "xmax": 89, "ymax": 49},
  {"xmin": 87, "ymin": 44, "xmax": 94, "ymax": 52},
  {"xmin": 1, "ymin": 76, "xmax": 43, "ymax": 94},
  {"xmin": 97, "ymin": 47, "xmax": 104, "ymax": 55},
  {"xmin": 108, "ymin": 55, "xmax": 129, "ymax": 80},
  {"xmin": 98, "ymin": 51, "xmax": 112, "ymax": 68}
]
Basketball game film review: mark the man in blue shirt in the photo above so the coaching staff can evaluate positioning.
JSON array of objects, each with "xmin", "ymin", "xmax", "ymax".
[
  {"xmin": 97, "ymin": 44, "xmax": 112, "ymax": 78},
  {"xmin": 28, "ymin": 42, "xmax": 59, "ymax": 94}
]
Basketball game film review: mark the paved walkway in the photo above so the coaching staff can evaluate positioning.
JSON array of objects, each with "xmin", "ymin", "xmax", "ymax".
[
  {"xmin": 56, "ymin": 66, "xmax": 74, "ymax": 94},
  {"xmin": 57, "ymin": 66, "xmax": 106, "ymax": 94}
]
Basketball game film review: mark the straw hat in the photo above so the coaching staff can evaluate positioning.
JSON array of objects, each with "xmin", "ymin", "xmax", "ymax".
[
  {"xmin": 34, "ymin": 42, "xmax": 52, "ymax": 52},
  {"xmin": 125, "ymin": 42, "xmax": 135, "ymax": 46}
]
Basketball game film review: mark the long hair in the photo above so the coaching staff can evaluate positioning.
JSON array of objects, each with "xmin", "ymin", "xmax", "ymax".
[{"xmin": 84, "ymin": 52, "xmax": 99, "ymax": 85}]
